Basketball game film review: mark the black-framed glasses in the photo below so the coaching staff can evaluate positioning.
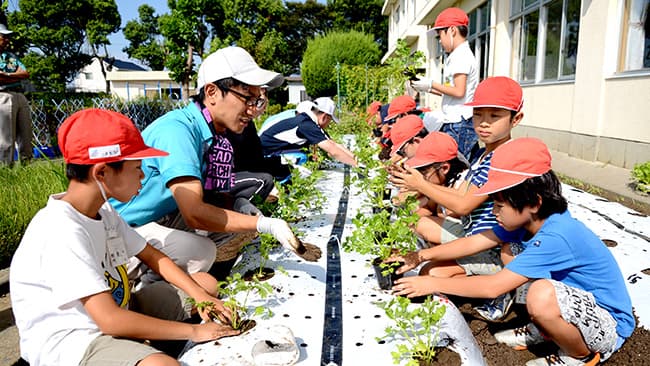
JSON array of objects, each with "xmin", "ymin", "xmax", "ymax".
[{"xmin": 223, "ymin": 86, "xmax": 266, "ymax": 109}]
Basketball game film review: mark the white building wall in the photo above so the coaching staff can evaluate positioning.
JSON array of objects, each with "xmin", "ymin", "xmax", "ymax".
[{"xmin": 382, "ymin": 0, "xmax": 650, "ymax": 168}]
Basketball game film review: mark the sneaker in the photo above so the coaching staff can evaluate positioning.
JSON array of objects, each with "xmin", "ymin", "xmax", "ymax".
[
  {"xmin": 474, "ymin": 291, "xmax": 514, "ymax": 321},
  {"xmin": 526, "ymin": 351, "xmax": 600, "ymax": 366},
  {"xmin": 494, "ymin": 323, "xmax": 546, "ymax": 350}
]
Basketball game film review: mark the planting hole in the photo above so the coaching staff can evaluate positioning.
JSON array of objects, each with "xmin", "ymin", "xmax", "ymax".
[
  {"xmin": 283, "ymin": 314, "xmax": 290, "ymax": 318},
  {"xmin": 354, "ymin": 315, "xmax": 361, "ymax": 319},
  {"xmin": 300, "ymin": 343, "xmax": 308, "ymax": 347},
  {"xmin": 642, "ymin": 268, "xmax": 650, "ymax": 275},
  {"xmin": 305, "ymin": 315, "xmax": 312, "ymax": 319},
  {"xmin": 377, "ymin": 340, "xmax": 386, "ymax": 344},
  {"xmin": 602, "ymin": 239, "xmax": 618, "ymax": 247},
  {"xmin": 355, "ymin": 342, "xmax": 363, "ymax": 347}
]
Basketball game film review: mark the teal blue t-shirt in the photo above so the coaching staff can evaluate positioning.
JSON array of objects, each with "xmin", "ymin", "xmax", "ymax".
[{"xmin": 112, "ymin": 103, "xmax": 213, "ymax": 226}]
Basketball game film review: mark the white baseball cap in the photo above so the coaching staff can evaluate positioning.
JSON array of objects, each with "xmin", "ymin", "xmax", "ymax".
[
  {"xmin": 296, "ymin": 100, "xmax": 316, "ymax": 114},
  {"xmin": 313, "ymin": 97, "xmax": 339, "ymax": 123},
  {"xmin": 196, "ymin": 46, "xmax": 283, "ymax": 91},
  {"xmin": 0, "ymin": 24, "xmax": 13, "ymax": 35}
]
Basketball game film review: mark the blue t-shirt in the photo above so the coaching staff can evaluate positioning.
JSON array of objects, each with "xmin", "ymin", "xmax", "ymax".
[
  {"xmin": 259, "ymin": 112, "xmax": 328, "ymax": 156},
  {"xmin": 494, "ymin": 210, "xmax": 635, "ymax": 338},
  {"xmin": 112, "ymin": 103, "xmax": 214, "ymax": 226},
  {"xmin": 462, "ymin": 148, "xmax": 497, "ymax": 236}
]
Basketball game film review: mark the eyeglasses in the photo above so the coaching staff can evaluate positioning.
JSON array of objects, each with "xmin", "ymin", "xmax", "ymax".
[{"xmin": 223, "ymin": 86, "xmax": 266, "ymax": 109}]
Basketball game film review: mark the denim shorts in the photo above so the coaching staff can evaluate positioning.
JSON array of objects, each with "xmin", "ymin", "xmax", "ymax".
[{"xmin": 441, "ymin": 117, "xmax": 478, "ymax": 160}]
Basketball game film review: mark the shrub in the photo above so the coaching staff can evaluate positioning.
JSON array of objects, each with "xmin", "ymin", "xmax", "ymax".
[
  {"xmin": 632, "ymin": 161, "xmax": 650, "ymax": 195},
  {"xmin": 302, "ymin": 30, "xmax": 381, "ymax": 98}
]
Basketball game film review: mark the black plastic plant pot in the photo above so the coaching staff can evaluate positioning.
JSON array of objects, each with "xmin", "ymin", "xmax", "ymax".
[
  {"xmin": 372, "ymin": 205, "xmax": 393, "ymax": 215},
  {"xmin": 243, "ymin": 267, "xmax": 275, "ymax": 282},
  {"xmin": 382, "ymin": 188, "xmax": 392, "ymax": 200},
  {"xmin": 372, "ymin": 257, "xmax": 403, "ymax": 290}
]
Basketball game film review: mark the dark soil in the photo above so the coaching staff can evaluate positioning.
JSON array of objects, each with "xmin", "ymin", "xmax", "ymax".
[
  {"xmin": 243, "ymin": 267, "xmax": 275, "ymax": 281},
  {"xmin": 431, "ymin": 347, "xmax": 462, "ymax": 365},
  {"xmin": 455, "ymin": 299, "xmax": 650, "ymax": 365}
]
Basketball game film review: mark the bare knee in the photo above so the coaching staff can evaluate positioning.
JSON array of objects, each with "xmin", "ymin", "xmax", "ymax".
[
  {"xmin": 137, "ymin": 352, "xmax": 180, "ymax": 366},
  {"xmin": 526, "ymin": 280, "xmax": 558, "ymax": 319}
]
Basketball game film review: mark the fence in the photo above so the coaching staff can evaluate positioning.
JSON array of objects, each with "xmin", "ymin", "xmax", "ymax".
[{"xmin": 27, "ymin": 97, "xmax": 186, "ymax": 158}]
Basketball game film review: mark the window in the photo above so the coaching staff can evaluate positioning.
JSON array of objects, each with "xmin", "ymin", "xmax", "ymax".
[
  {"xmin": 511, "ymin": 0, "xmax": 581, "ymax": 82},
  {"xmin": 468, "ymin": 1, "xmax": 492, "ymax": 80},
  {"xmin": 620, "ymin": 0, "xmax": 650, "ymax": 71}
]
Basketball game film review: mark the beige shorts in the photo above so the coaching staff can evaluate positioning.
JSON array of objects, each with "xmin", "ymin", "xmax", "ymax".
[
  {"xmin": 439, "ymin": 217, "xmax": 503, "ymax": 275},
  {"xmin": 79, "ymin": 335, "xmax": 161, "ymax": 366}
]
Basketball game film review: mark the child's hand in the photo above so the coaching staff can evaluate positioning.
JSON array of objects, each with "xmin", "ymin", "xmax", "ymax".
[
  {"xmin": 190, "ymin": 321, "xmax": 240, "ymax": 343},
  {"xmin": 389, "ymin": 166, "xmax": 425, "ymax": 192},
  {"xmin": 194, "ymin": 297, "xmax": 232, "ymax": 325},
  {"xmin": 392, "ymin": 276, "xmax": 437, "ymax": 298},
  {"xmin": 385, "ymin": 250, "xmax": 422, "ymax": 275}
]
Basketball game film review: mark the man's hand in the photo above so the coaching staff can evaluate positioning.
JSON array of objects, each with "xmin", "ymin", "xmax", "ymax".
[
  {"xmin": 190, "ymin": 322, "xmax": 240, "ymax": 343},
  {"xmin": 233, "ymin": 197, "xmax": 262, "ymax": 216},
  {"xmin": 256, "ymin": 217, "xmax": 321, "ymax": 261}
]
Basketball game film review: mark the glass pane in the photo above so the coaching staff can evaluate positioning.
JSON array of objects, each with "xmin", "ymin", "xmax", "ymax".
[
  {"xmin": 480, "ymin": 2, "xmax": 490, "ymax": 31},
  {"xmin": 521, "ymin": 10, "xmax": 539, "ymax": 81},
  {"xmin": 511, "ymin": 0, "xmax": 523, "ymax": 14},
  {"xmin": 469, "ymin": 11, "xmax": 477, "ymax": 35},
  {"xmin": 543, "ymin": 0, "xmax": 563, "ymax": 79},
  {"xmin": 525, "ymin": 0, "xmax": 538, "ymax": 8},
  {"xmin": 562, "ymin": 0, "xmax": 581, "ymax": 75},
  {"xmin": 480, "ymin": 34, "xmax": 490, "ymax": 80}
]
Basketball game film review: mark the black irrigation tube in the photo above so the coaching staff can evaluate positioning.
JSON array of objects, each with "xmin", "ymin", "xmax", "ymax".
[
  {"xmin": 320, "ymin": 165, "xmax": 350, "ymax": 366},
  {"xmin": 572, "ymin": 200, "xmax": 650, "ymax": 243}
]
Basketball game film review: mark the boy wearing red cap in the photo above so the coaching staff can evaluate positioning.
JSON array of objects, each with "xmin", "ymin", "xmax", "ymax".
[
  {"xmin": 390, "ymin": 76, "xmax": 524, "ymax": 320},
  {"xmin": 388, "ymin": 114, "xmax": 428, "ymax": 161},
  {"xmin": 410, "ymin": 7, "xmax": 479, "ymax": 160},
  {"xmin": 393, "ymin": 137, "xmax": 634, "ymax": 366},
  {"xmin": 10, "ymin": 109, "xmax": 239, "ymax": 366}
]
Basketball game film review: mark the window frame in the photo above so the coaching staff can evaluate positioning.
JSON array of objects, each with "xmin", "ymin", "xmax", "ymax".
[{"xmin": 510, "ymin": 0, "xmax": 581, "ymax": 83}]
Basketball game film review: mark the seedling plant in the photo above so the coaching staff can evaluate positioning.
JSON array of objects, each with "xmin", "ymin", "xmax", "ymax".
[{"xmin": 376, "ymin": 295, "xmax": 447, "ymax": 366}]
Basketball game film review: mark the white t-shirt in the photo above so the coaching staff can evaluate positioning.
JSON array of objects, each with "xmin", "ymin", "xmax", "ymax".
[
  {"xmin": 441, "ymin": 41, "xmax": 479, "ymax": 123},
  {"xmin": 10, "ymin": 194, "xmax": 147, "ymax": 366}
]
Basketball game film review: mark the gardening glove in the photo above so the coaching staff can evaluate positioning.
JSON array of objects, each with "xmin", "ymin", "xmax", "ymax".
[
  {"xmin": 293, "ymin": 164, "xmax": 312, "ymax": 178},
  {"xmin": 256, "ymin": 216, "xmax": 322, "ymax": 262},
  {"xmin": 233, "ymin": 197, "xmax": 262, "ymax": 216},
  {"xmin": 410, "ymin": 79, "xmax": 432, "ymax": 93}
]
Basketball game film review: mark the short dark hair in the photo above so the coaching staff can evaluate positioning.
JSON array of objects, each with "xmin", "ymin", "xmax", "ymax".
[
  {"xmin": 489, "ymin": 170, "xmax": 567, "ymax": 219},
  {"xmin": 417, "ymin": 156, "xmax": 468, "ymax": 187},
  {"xmin": 191, "ymin": 77, "xmax": 246, "ymax": 105},
  {"xmin": 66, "ymin": 161, "xmax": 125, "ymax": 182},
  {"xmin": 457, "ymin": 25, "xmax": 468, "ymax": 38}
]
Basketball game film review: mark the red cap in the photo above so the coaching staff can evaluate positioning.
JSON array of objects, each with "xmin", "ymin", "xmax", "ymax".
[
  {"xmin": 475, "ymin": 138, "xmax": 552, "ymax": 196},
  {"xmin": 366, "ymin": 101, "xmax": 382, "ymax": 115},
  {"xmin": 465, "ymin": 76, "xmax": 523, "ymax": 112},
  {"xmin": 405, "ymin": 132, "xmax": 458, "ymax": 168},
  {"xmin": 58, "ymin": 108, "xmax": 168, "ymax": 165},
  {"xmin": 433, "ymin": 8, "xmax": 469, "ymax": 30},
  {"xmin": 386, "ymin": 95, "xmax": 416, "ymax": 121},
  {"xmin": 390, "ymin": 115, "xmax": 425, "ymax": 154}
]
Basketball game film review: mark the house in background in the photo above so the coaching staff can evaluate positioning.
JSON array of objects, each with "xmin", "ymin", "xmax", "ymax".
[
  {"xmin": 382, "ymin": 0, "xmax": 650, "ymax": 169},
  {"xmin": 70, "ymin": 58, "xmax": 183, "ymax": 100},
  {"xmin": 286, "ymin": 74, "xmax": 309, "ymax": 105}
]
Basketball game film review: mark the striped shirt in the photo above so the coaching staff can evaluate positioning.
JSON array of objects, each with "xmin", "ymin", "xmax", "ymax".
[{"xmin": 462, "ymin": 149, "xmax": 497, "ymax": 236}]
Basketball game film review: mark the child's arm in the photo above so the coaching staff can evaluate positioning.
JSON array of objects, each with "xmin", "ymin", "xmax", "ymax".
[
  {"xmin": 136, "ymin": 244, "xmax": 231, "ymax": 323},
  {"xmin": 81, "ymin": 291, "xmax": 238, "ymax": 342},
  {"xmin": 393, "ymin": 268, "xmax": 528, "ymax": 299},
  {"xmin": 430, "ymin": 73, "xmax": 468, "ymax": 98},
  {"xmin": 390, "ymin": 230, "xmax": 500, "ymax": 274},
  {"xmin": 390, "ymin": 166, "xmax": 487, "ymax": 216}
]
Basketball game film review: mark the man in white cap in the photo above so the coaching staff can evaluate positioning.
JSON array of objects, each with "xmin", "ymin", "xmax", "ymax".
[
  {"xmin": 113, "ymin": 46, "xmax": 321, "ymax": 281},
  {"xmin": 0, "ymin": 23, "xmax": 32, "ymax": 165},
  {"xmin": 259, "ymin": 96, "xmax": 357, "ymax": 177}
]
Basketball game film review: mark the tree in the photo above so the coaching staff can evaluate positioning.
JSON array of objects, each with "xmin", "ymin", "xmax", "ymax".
[
  {"xmin": 302, "ymin": 30, "xmax": 381, "ymax": 98},
  {"xmin": 159, "ymin": 0, "xmax": 218, "ymax": 100},
  {"xmin": 8, "ymin": 0, "xmax": 121, "ymax": 92},
  {"xmin": 275, "ymin": 0, "xmax": 330, "ymax": 75},
  {"xmin": 327, "ymin": 0, "xmax": 388, "ymax": 53},
  {"xmin": 123, "ymin": 4, "xmax": 166, "ymax": 70}
]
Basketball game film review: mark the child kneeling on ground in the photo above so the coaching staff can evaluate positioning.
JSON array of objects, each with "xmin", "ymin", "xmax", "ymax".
[
  {"xmin": 10, "ymin": 109, "xmax": 238, "ymax": 366},
  {"xmin": 392, "ymin": 137, "xmax": 634, "ymax": 365}
]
